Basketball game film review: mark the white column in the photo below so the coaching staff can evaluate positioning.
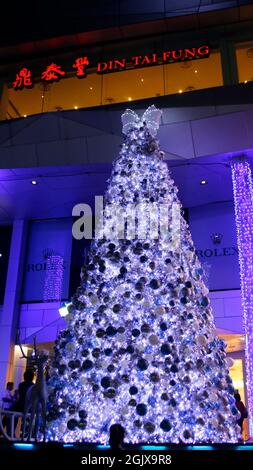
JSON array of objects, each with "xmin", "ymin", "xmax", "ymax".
[{"xmin": 0, "ymin": 220, "xmax": 27, "ymax": 393}]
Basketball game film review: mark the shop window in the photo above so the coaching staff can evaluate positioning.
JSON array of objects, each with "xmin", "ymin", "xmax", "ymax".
[
  {"xmin": 236, "ymin": 41, "xmax": 253, "ymax": 83},
  {"xmin": 6, "ymin": 73, "xmax": 102, "ymax": 118},
  {"xmin": 41, "ymin": 74, "xmax": 102, "ymax": 113},
  {"xmin": 102, "ymin": 50, "xmax": 222, "ymax": 104},
  {"xmin": 7, "ymin": 83, "xmax": 42, "ymax": 119},
  {"xmin": 219, "ymin": 332, "xmax": 248, "ymax": 440},
  {"xmin": 164, "ymin": 50, "xmax": 222, "ymax": 95},
  {"xmin": 102, "ymin": 65, "xmax": 164, "ymax": 105},
  {"xmin": 229, "ymin": 356, "xmax": 248, "ymax": 440}
]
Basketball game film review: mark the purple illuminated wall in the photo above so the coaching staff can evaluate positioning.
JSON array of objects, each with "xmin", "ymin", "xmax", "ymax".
[
  {"xmin": 189, "ymin": 202, "xmax": 240, "ymax": 291},
  {"xmin": 231, "ymin": 158, "xmax": 253, "ymax": 436},
  {"xmin": 22, "ymin": 219, "xmax": 72, "ymax": 302}
]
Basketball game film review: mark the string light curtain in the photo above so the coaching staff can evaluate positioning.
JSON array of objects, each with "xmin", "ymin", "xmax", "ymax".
[
  {"xmin": 43, "ymin": 255, "xmax": 64, "ymax": 302},
  {"xmin": 231, "ymin": 158, "xmax": 253, "ymax": 437}
]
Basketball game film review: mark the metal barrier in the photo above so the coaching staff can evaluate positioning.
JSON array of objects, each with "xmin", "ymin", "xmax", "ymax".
[{"xmin": 0, "ymin": 409, "xmax": 30, "ymax": 441}]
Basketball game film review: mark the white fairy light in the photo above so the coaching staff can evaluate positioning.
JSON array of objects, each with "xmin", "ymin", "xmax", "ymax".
[{"xmin": 46, "ymin": 106, "xmax": 240, "ymax": 445}]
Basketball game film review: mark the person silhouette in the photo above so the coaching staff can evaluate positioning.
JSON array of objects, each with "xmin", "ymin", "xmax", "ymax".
[
  {"xmin": 234, "ymin": 392, "xmax": 248, "ymax": 433},
  {"xmin": 1, "ymin": 382, "xmax": 14, "ymax": 436},
  {"xmin": 11, "ymin": 370, "xmax": 35, "ymax": 437},
  {"xmin": 109, "ymin": 424, "xmax": 125, "ymax": 449}
]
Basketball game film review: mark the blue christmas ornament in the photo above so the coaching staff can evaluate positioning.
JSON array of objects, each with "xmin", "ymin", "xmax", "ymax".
[{"xmin": 148, "ymin": 396, "xmax": 156, "ymax": 406}]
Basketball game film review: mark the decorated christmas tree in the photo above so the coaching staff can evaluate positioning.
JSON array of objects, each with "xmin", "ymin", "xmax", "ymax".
[{"xmin": 46, "ymin": 105, "xmax": 240, "ymax": 444}]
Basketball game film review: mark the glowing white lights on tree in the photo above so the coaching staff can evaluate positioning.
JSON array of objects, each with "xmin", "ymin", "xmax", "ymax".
[{"xmin": 46, "ymin": 105, "xmax": 240, "ymax": 444}]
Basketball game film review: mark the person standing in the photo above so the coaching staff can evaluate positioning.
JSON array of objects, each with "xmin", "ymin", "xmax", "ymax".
[
  {"xmin": 235, "ymin": 392, "xmax": 248, "ymax": 433},
  {"xmin": 1, "ymin": 382, "xmax": 14, "ymax": 436},
  {"xmin": 109, "ymin": 424, "xmax": 125, "ymax": 449},
  {"xmin": 1, "ymin": 382, "xmax": 14, "ymax": 410},
  {"xmin": 11, "ymin": 370, "xmax": 34, "ymax": 437},
  {"xmin": 15, "ymin": 370, "xmax": 34, "ymax": 412}
]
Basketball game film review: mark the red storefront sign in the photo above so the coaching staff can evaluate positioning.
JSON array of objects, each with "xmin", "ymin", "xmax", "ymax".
[
  {"xmin": 72, "ymin": 56, "xmax": 90, "ymax": 77},
  {"xmin": 41, "ymin": 63, "xmax": 66, "ymax": 81},
  {"xmin": 12, "ymin": 68, "xmax": 33, "ymax": 89},
  {"xmin": 12, "ymin": 45, "xmax": 210, "ymax": 90}
]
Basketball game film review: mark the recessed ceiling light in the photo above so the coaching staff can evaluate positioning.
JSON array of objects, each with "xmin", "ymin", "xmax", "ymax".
[
  {"xmin": 74, "ymin": 106, "xmax": 78, "ymax": 110},
  {"xmin": 31, "ymin": 180, "xmax": 38, "ymax": 185},
  {"xmin": 89, "ymin": 87, "xmax": 93, "ymax": 90},
  {"xmin": 141, "ymin": 78, "xmax": 144, "ymax": 82},
  {"xmin": 244, "ymin": 80, "xmax": 248, "ymax": 84},
  {"xmin": 194, "ymin": 70, "xmax": 198, "ymax": 73},
  {"xmin": 23, "ymin": 114, "xmax": 27, "ymax": 118},
  {"xmin": 128, "ymin": 97, "xmax": 132, "ymax": 101},
  {"xmin": 178, "ymin": 89, "xmax": 183, "ymax": 94},
  {"xmin": 200, "ymin": 180, "xmax": 208, "ymax": 185}
]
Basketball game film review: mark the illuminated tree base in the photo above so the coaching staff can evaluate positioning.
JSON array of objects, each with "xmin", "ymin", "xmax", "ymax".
[{"xmin": 46, "ymin": 106, "xmax": 241, "ymax": 444}]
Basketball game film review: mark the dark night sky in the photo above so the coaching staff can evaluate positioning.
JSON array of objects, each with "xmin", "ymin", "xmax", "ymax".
[
  {"xmin": 2, "ymin": 1, "xmax": 253, "ymax": 48},
  {"xmin": 0, "ymin": 0, "xmax": 118, "ymax": 47}
]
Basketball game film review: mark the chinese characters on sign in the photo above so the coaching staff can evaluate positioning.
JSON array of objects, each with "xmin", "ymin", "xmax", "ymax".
[
  {"xmin": 13, "ymin": 68, "xmax": 33, "ymax": 89},
  {"xmin": 72, "ymin": 56, "xmax": 90, "ymax": 77},
  {"xmin": 41, "ymin": 63, "xmax": 66, "ymax": 81},
  {"xmin": 12, "ymin": 45, "xmax": 210, "ymax": 90}
]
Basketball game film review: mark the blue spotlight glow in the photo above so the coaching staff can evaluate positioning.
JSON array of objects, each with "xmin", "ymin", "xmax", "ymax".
[
  {"xmin": 235, "ymin": 446, "xmax": 253, "ymax": 451},
  {"xmin": 96, "ymin": 444, "xmax": 111, "ymax": 450},
  {"xmin": 141, "ymin": 445, "xmax": 168, "ymax": 450},
  {"xmin": 13, "ymin": 443, "xmax": 34, "ymax": 450},
  {"xmin": 186, "ymin": 446, "xmax": 214, "ymax": 451}
]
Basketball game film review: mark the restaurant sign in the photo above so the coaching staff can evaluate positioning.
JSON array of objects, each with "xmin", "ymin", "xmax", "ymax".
[{"xmin": 12, "ymin": 44, "xmax": 210, "ymax": 90}]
